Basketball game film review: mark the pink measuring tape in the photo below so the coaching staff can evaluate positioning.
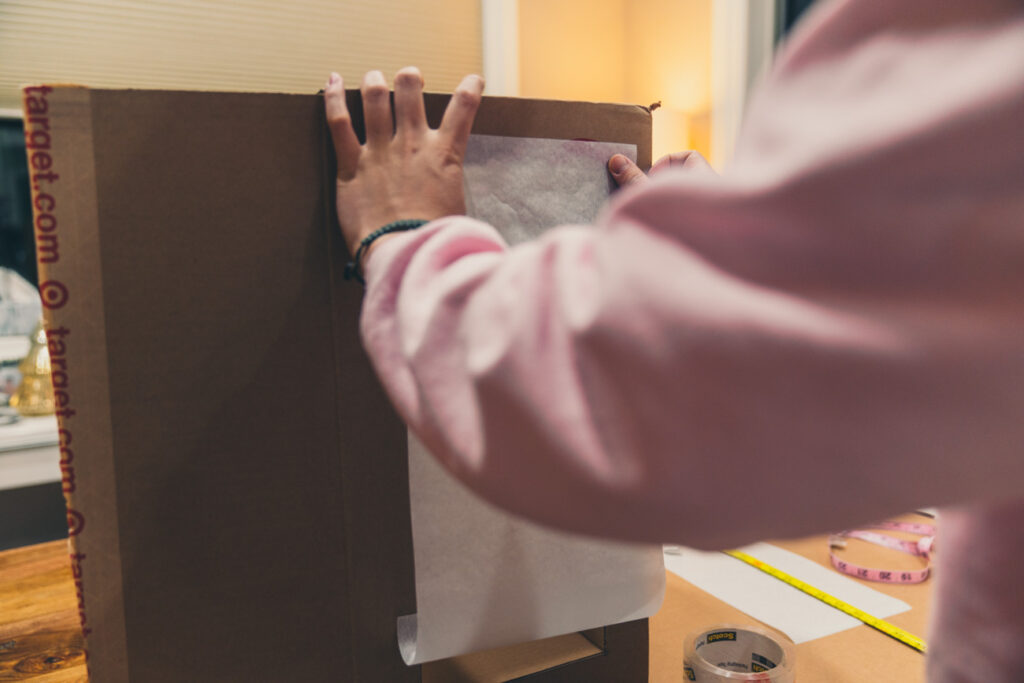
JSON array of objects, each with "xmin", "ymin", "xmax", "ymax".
[{"xmin": 828, "ymin": 521, "xmax": 935, "ymax": 584}]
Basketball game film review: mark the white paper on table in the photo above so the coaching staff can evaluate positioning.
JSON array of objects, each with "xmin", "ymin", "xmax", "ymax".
[
  {"xmin": 398, "ymin": 134, "xmax": 666, "ymax": 665},
  {"xmin": 663, "ymin": 542, "xmax": 911, "ymax": 644}
]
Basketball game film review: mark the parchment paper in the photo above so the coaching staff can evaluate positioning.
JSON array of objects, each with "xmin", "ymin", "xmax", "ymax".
[
  {"xmin": 398, "ymin": 135, "xmax": 666, "ymax": 665},
  {"xmin": 663, "ymin": 543, "xmax": 910, "ymax": 644}
]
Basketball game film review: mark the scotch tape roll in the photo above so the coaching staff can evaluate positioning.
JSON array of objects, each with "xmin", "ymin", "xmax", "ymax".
[{"xmin": 683, "ymin": 624, "xmax": 795, "ymax": 682}]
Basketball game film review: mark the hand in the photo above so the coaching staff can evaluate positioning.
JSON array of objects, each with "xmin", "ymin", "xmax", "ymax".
[
  {"xmin": 607, "ymin": 150, "xmax": 716, "ymax": 188},
  {"xmin": 324, "ymin": 68, "xmax": 485, "ymax": 258}
]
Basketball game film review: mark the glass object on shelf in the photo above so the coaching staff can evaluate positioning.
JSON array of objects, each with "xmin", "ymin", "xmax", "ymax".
[{"xmin": 9, "ymin": 321, "xmax": 54, "ymax": 416}]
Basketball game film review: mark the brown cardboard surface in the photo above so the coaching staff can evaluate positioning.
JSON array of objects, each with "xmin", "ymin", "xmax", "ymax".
[
  {"xmin": 91, "ymin": 89, "xmax": 355, "ymax": 682},
  {"xmin": 23, "ymin": 86, "xmax": 652, "ymax": 683},
  {"xmin": 21, "ymin": 85, "xmax": 130, "ymax": 682},
  {"xmin": 650, "ymin": 514, "xmax": 933, "ymax": 682},
  {"xmin": 422, "ymin": 621, "xmax": 648, "ymax": 683},
  {"xmin": 423, "ymin": 631, "xmax": 603, "ymax": 683}
]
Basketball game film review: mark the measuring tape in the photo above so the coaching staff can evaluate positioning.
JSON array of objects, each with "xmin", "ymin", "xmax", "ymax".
[
  {"xmin": 723, "ymin": 549, "xmax": 928, "ymax": 653},
  {"xmin": 829, "ymin": 521, "xmax": 935, "ymax": 584}
]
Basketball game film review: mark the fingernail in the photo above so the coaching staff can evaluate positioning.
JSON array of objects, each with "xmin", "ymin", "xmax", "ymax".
[
  {"xmin": 609, "ymin": 155, "xmax": 630, "ymax": 174},
  {"xmin": 328, "ymin": 72, "xmax": 340, "ymax": 87},
  {"xmin": 460, "ymin": 74, "xmax": 483, "ymax": 92},
  {"xmin": 367, "ymin": 70, "xmax": 386, "ymax": 85}
]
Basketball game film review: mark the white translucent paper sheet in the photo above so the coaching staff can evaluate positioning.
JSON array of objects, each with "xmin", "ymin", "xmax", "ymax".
[
  {"xmin": 663, "ymin": 543, "xmax": 911, "ymax": 644},
  {"xmin": 398, "ymin": 135, "xmax": 665, "ymax": 665},
  {"xmin": 463, "ymin": 134, "xmax": 624, "ymax": 244}
]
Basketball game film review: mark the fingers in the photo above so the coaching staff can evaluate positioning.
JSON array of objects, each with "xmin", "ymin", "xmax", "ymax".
[
  {"xmin": 679, "ymin": 151, "xmax": 716, "ymax": 176},
  {"xmin": 650, "ymin": 150, "xmax": 717, "ymax": 177},
  {"xmin": 324, "ymin": 72, "xmax": 361, "ymax": 180},
  {"xmin": 362, "ymin": 70, "xmax": 392, "ymax": 148},
  {"xmin": 393, "ymin": 67, "xmax": 427, "ymax": 137},
  {"xmin": 608, "ymin": 154, "xmax": 647, "ymax": 187},
  {"xmin": 439, "ymin": 74, "xmax": 484, "ymax": 156}
]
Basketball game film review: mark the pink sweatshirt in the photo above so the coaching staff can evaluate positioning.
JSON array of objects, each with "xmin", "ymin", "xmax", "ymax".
[{"xmin": 360, "ymin": 1, "xmax": 1024, "ymax": 680}]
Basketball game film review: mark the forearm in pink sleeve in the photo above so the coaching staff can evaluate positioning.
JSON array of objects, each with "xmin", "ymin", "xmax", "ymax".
[
  {"xmin": 358, "ymin": 1, "xmax": 1024, "ymax": 548},
  {"xmin": 359, "ymin": 183, "xmax": 1024, "ymax": 549}
]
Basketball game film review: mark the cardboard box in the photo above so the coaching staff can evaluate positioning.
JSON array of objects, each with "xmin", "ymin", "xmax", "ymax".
[{"xmin": 21, "ymin": 85, "xmax": 652, "ymax": 682}]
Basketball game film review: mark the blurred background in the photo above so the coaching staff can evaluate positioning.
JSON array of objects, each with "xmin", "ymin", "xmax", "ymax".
[{"xmin": 0, "ymin": 0, "xmax": 814, "ymax": 550}]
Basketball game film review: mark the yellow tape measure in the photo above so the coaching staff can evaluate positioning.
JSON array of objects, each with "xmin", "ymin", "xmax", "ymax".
[{"xmin": 723, "ymin": 549, "xmax": 927, "ymax": 653}]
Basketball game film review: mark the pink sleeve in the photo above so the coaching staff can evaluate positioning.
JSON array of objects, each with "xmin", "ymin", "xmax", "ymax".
[{"xmin": 360, "ymin": 0, "xmax": 1024, "ymax": 548}]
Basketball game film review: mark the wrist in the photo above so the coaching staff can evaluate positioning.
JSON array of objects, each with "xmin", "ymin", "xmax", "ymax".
[
  {"xmin": 361, "ymin": 232, "xmax": 401, "ymax": 265},
  {"xmin": 344, "ymin": 218, "xmax": 430, "ymax": 285}
]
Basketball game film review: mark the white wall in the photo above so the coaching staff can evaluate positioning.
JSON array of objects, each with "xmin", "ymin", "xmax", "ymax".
[{"xmin": 711, "ymin": 0, "xmax": 776, "ymax": 166}]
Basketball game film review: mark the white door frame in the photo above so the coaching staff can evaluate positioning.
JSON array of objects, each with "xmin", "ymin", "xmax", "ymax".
[
  {"xmin": 711, "ymin": 0, "xmax": 777, "ymax": 166},
  {"xmin": 481, "ymin": 0, "xmax": 520, "ymax": 97}
]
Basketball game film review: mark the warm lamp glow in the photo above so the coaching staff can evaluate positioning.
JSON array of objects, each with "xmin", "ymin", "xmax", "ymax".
[
  {"xmin": 652, "ymin": 108, "xmax": 690, "ymax": 164},
  {"xmin": 518, "ymin": 0, "xmax": 712, "ymax": 160}
]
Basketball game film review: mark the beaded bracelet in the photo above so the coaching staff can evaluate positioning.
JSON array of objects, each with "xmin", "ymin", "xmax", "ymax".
[{"xmin": 344, "ymin": 219, "xmax": 429, "ymax": 285}]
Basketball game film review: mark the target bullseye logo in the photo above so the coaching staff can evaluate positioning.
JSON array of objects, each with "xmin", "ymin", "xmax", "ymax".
[
  {"xmin": 67, "ymin": 508, "xmax": 85, "ymax": 536},
  {"xmin": 40, "ymin": 280, "xmax": 69, "ymax": 309}
]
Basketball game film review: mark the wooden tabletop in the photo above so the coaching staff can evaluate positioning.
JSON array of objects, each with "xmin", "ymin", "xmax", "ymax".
[
  {"xmin": 1, "ymin": 523, "xmax": 932, "ymax": 682},
  {"xmin": 0, "ymin": 541, "xmax": 86, "ymax": 682},
  {"xmin": 651, "ymin": 520, "xmax": 933, "ymax": 682}
]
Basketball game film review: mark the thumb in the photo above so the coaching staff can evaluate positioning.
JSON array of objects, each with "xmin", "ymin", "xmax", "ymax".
[{"xmin": 608, "ymin": 154, "xmax": 647, "ymax": 188}]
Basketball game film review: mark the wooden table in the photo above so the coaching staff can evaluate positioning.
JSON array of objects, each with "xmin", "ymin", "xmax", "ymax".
[
  {"xmin": 0, "ymin": 541, "xmax": 86, "ymax": 682},
  {"xmin": 650, "ymin": 520, "xmax": 932, "ymax": 682},
  {"xmin": 1, "ymin": 522, "xmax": 932, "ymax": 682}
]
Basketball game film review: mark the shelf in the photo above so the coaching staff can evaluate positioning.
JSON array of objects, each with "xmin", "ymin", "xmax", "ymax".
[
  {"xmin": 0, "ymin": 414, "xmax": 59, "ymax": 452},
  {"xmin": 0, "ymin": 414, "xmax": 61, "ymax": 491},
  {"xmin": 0, "ymin": 444, "xmax": 60, "ymax": 491}
]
